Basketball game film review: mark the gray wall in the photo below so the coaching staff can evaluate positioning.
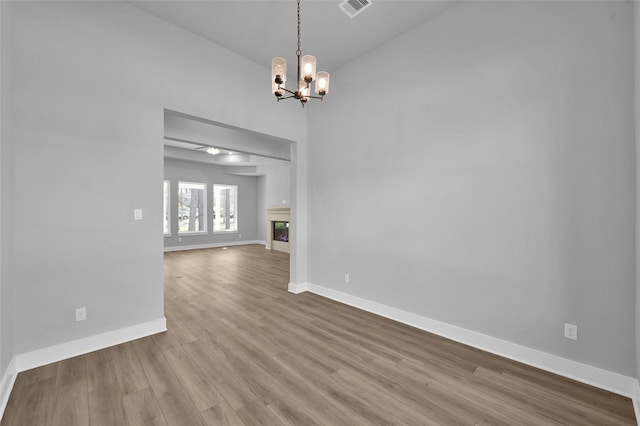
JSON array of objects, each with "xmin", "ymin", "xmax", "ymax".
[
  {"xmin": 8, "ymin": 1, "xmax": 306, "ymax": 356},
  {"xmin": 635, "ymin": 1, "xmax": 640, "ymax": 380},
  {"xmin": 0, "ymin": 1, "xmax": 15, "ymax": 377},
  {"xmin": 264, "ymin": 164, "xmax": 291, "ymax": 208},
  {"xmin": 164, "ymin": 158, "xmax": 259, "ymax": 248},
  {"xmin": 308, "ymin": 1, "xmax": 636, "ymax": 376}
]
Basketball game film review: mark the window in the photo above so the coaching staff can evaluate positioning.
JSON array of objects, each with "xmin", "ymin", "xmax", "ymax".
[
  {"xmin": 163, "ymin": 180, "xmax": 170, "ymax": 236},
  {"xmin": 213, "ymin": 184, "xmax": 237, "ymax": 232},
  {"xmin": 178, "ymin": 181, "xmax": 207, "ymax": 234}
]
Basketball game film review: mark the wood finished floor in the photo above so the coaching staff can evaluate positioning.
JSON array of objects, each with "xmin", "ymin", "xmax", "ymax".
[{"xmin": 1, "ymin": 244, "xmax": 636, "ymax": 425}]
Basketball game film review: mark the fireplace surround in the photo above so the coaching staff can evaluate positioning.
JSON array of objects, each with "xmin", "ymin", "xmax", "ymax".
[{"xmin": 266, "ymin": 207, "xmax": 290, "ymax": 253}]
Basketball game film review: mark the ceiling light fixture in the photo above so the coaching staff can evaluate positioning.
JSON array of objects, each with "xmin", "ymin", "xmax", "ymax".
[
  {"xmin": 206, "ymin": 147, "xmax": 220, "ymax": 155},
  {"xmin": 271, "ymin": 0, "xmax": 330, "ymax": 107}
]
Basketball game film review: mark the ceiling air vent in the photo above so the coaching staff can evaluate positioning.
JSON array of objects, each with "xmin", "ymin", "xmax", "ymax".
[{"xmin": 339, "ymin": 0, "xmax": 372, "ymax": 19}]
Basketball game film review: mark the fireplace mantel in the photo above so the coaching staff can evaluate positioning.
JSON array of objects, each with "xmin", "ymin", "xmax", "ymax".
[
  {"xmin": 266, "ymin": 207, "xmax": 290, "ymax": 222},
  {"xmin": 266, "ymin": 207, "xmax": 290, "ymax": 252}
]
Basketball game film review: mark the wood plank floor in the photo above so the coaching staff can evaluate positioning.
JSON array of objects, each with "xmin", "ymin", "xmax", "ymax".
[{"xmin": 1, "ymin": 244, "xmax": 636, "ymax": 425}]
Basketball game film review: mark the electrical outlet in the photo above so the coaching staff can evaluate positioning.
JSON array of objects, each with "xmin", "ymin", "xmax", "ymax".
[
  {"xmin": 564, "ymin": 323, "xmax": 577, "ymax": 340},
  {"xmin": 75, "ymin": 307, "xmax": 87, "ymax": 322},
  {"xmin": 344, "ymin": 273, "xmax": 350, "ymax": 284}
]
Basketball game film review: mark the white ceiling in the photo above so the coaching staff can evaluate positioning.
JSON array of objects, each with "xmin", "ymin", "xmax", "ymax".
[
  {"xmin": 130, "ymin": 0, "xmax": 458, "ymax": 73},
  {"xmin": 137, "ymin": 0, "xmax": 459, "ymax": 167}
]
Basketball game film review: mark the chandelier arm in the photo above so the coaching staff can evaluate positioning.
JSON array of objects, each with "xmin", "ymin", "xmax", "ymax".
[{"xmin": 279, "ymin": 87, "xmax": 297, "ymax": 96}]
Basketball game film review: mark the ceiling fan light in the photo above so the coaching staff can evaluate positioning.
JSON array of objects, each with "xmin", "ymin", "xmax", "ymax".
[{"xmin": 206, "ymin": 147, "xmax": 220, "ymax": 156}]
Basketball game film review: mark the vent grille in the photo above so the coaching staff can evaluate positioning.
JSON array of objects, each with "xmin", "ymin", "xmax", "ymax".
[{"xmin": 338, "ymin": 0, "xmax": 372, "ymax": 19}]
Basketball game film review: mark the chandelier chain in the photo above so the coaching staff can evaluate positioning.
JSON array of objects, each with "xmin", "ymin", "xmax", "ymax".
[{"xmin": 296, "ymin": 0, "xmax": 301, "ymax": 57}]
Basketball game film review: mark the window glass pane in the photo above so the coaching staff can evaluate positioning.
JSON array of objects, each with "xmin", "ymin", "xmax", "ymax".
[
  {"xmin": 178, "ymin": 182, "xmax": 207, "ymax": 234},
  {"xmin": 163, "ymin": 180, "xmax": 170, "ymax": 235},
  {"xmin": 213, "ymin": 184, "xmax": 237, "ymax": 232}
]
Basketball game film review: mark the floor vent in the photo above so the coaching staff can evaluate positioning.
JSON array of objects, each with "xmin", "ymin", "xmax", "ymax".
[{"xmin": 338, "ymin": 0, "xmax": 372, "ymax": 19}]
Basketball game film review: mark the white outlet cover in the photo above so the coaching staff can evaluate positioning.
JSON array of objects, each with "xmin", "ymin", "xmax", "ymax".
[
  {"xmin": 564, "ymin": 323, "xmax": 577, "ymax": 340},
  {"xmin": 134, "ymin": 209, "xmax": 143, "ymax": 220},
  {"xmin": 75, "ymin": 307, "xmax": 87, "ymax": 322}
]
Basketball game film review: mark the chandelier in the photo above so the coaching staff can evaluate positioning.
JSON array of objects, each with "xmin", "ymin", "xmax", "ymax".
[{"xmin": 271, "ymin": 0, "xmax": 330, "ymax": 107}]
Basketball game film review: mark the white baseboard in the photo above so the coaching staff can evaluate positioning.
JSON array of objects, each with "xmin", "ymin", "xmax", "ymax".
[
  {"xmin": 288, "ymin": 282, "xmax": 308, "ymax": 294},
  {"xmin": 16, "ymin": 317, "xmax": 167, "ymax": 373},
  {"xmin": 164, "ymin": 240, "xmax": 266, "ymax": 252},
  {"xmin": 0, "ymin": 357, "xmax": 16, "ymax": 422},
  {"xmin": 297, "ymin": 282, "xmax": 638, "ymax": 401},
  {"xmin": 0, "ymin": 318, "xmax": 166, "ymax": 421}
]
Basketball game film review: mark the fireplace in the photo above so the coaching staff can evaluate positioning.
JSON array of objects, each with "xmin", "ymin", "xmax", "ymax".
[
  {"xmin": 273, "ymin": 221, "xmax": 289, "ymax": 242},
  {"xmin": 265, "ymin": 207, "xmax": 290, "ymax": 253}
]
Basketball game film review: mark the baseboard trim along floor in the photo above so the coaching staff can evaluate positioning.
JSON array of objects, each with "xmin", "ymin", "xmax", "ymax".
[
  {"xmin": 0, "ymin": 357, "xmax": 17, "ymax": 422},
  {"xmin": 164, "ymin": 240, "xmax": 266, "ymax": 252},
  {"xmin": 289, "ymin": 281, "xmax": 639, "ymax": 410},
  {"xmin": 15, "ymin": 317, "xmax": 167, "ymax": 373},
  {"xmin": 0, "ymin": 317, "xmax": 167, "ymax": 421}
]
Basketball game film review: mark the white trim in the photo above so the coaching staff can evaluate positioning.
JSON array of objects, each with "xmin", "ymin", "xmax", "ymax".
[
  {"xmin": 16, "ymin": 317, "xmax": 166, "ymax": 373},
  {"xmin": 288, "ymin": 282, "xmax": 308, "ymax": 294},
  {"xmin": 633, "ymin": 380, "xmax": 640, "ymax": 424},
  {"xmin": 300, "ymin": 282, "xmax": 638, "ymax": 399},
  {"xmin": 164, "ymin": 240, "xmax": 266, "ymax": 252},
  {"xmin": 0, "ymin": 357, "xmax": 17, "ymax": 422},
  {"xmin": 163, "ymin": 179, "xmax": 171, "ymax": 236}
]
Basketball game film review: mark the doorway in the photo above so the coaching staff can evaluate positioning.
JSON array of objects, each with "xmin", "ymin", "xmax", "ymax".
[{"xmin": 162, "ymin": 109, "xmax": 297, "ymax": 285}]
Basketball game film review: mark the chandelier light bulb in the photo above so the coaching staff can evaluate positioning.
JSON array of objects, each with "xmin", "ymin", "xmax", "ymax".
[
  {"xmin": 299, "ymin": 84, "xmax": 310, "ymax": 100},
  {"xmin": 301, "ymin": 55, "xmax": 316, "ymax": 83},
  {"xmin": 315, "ymin": 71, "xmax": 330, "ymax": 96}
]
